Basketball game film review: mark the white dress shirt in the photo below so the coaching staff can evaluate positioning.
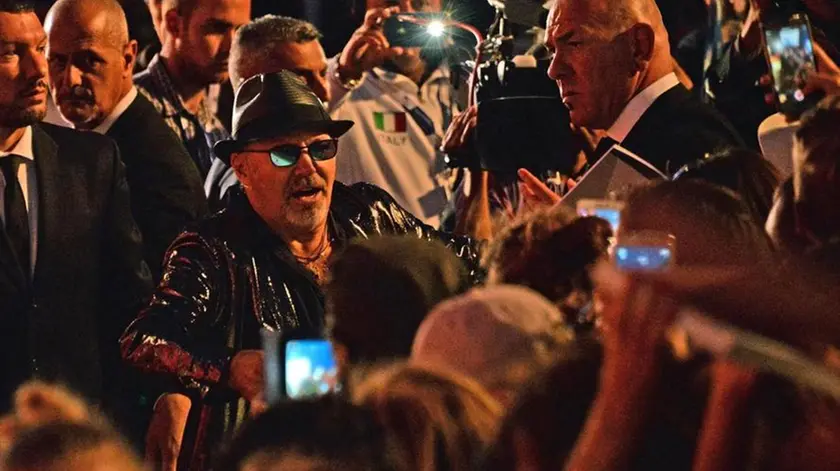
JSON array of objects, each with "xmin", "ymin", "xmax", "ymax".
[
  {"xmin": 0, "ymin": 125, "xmax": 38, "ymax": 276},
  {"xmin": 93, "ymin": 86, "xmax": 138, "ymax": 135},
  {"xmin": 607, "ymin": 73, "xmax": 680, "ymax": 143}
]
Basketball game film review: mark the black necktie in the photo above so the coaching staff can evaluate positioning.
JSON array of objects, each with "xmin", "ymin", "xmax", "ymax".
[{"xmin": 1, "ymin": 156, "xmax": 30, "ymax": 276}]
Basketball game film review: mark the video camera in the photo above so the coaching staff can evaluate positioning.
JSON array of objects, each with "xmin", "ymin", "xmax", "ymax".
[{"xmin": 444, "ymin": 0, "xmax": 581, "ymax": 175}]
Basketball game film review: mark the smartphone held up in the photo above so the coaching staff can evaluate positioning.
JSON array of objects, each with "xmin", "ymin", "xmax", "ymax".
[
  {"xmin": 762, "ymin": 12, "xmax": 822, "ymax": 118},
  {"xmin": 261, "ymin": 330, "xmax": 340, "ymax": 404}
]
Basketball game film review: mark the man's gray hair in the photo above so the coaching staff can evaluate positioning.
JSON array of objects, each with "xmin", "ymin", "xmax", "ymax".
[{"xmin": 230, "ymin": 15, "xmax": 322, "ymax": 88}]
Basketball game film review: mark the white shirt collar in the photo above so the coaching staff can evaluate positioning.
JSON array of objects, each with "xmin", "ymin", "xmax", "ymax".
[
  {"xmin": 92, "ymin": 86, "xmax": 138, "ymax": 134},
  {"xmin": 0, "ymin": 126, "xmax": 35, "ymax": 161},
  {"xmin": 607, "ymin": 73, "xmax": 680, "ymax": 143}
]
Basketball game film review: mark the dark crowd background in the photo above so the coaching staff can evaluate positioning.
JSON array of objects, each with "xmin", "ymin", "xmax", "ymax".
[{"xmin": 30, "ymin": 0, "xmax": 711, "ymax": 70}]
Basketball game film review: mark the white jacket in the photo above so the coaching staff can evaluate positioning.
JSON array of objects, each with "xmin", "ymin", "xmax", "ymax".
[{"xmin": 327, "ymin": 58, "xmax": 457, "ymax": 228}]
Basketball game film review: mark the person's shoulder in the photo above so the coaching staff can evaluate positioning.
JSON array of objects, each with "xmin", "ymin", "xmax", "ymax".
[
  {"xmin": 171, "ymin": 208, "xmax": 232, "ymax": 248},
  {"xmin": 335, "ymin": 181, "xmax": 399, "ymax": 208},
  {"xmin": 110, "ymin": 94, "xmax": 179, "ymax": 144},
  {"xmin": 640, "ymin": 85, "xmax": 744, "ymax": 145},
  {"xmin": 36, "ymin": 123, "xmax": 116, "ymax": 152}
]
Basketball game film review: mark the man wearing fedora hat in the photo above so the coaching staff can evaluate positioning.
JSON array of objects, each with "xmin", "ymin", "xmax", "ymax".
[{"xmin": 119, "ymin": 70, "xmax": 481, "ymax": 470}]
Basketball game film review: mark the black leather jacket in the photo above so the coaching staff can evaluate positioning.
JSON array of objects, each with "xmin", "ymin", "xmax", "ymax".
[{"xmin": 120, "ymin": 181, "xmax": 482, "ymax": 470}]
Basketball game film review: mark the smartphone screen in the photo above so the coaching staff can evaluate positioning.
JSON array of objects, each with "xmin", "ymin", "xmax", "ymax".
[
  {"xmin": 614, "ymin": 245, "xmax": 673, "ymax": 271},
  {"xmin": 589, "ymin": 208, "xmax": 621, "ymax": 234},
  {"xmin": 285, "ymin": 339, "xmax": 339, "ymax": 399},
  {"xmin": 577, "ymin": 200, "xmax": 623, "ymax": 234},
  {"xmin": 763, "ymin": 15, "xmax": 817, "ymax": 116}
]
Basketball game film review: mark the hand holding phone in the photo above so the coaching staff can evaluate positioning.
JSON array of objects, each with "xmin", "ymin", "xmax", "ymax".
[
  {"xmin": 229, "ymin": 350, "xmax": 264, "ymax": 402},
  {"xmin": 762, "ymin": 13, "xmax": 821, "ymax": 118}
]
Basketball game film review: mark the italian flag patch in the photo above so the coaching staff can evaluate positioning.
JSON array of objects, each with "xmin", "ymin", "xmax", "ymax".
[{"xmin": 373, "ymin": 111, "xmax": 407, "ymax": 133}]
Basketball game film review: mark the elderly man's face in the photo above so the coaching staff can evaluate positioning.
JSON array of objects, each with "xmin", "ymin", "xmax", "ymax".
[
  {"xmin": 232, "ymin": 132, "xmax": 336, "ymax": 236},
  {"xmin": 45, "ymin": 10, "xmax": 136, "ymax": 130},
  {"xmin": 544, "ymin": 1, "xmax": 638, "ymax": 129}
]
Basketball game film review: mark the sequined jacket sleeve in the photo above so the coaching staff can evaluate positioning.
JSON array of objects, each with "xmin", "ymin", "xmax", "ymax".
[{"xmin": 120, "ymin": 230, "xmax": 237, "ymax": 400}]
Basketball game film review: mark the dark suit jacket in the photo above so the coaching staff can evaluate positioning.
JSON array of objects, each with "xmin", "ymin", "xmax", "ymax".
[
  {"xmin": 0, "ymin": 123, "xmax": 153, "ymax": 410},
  {"xmin": 107, "ymin": 92, "xmax": 208, "ymax": 280},
  {"xmin": 621, "ymin": 84, "xmax": 745, "ymax": 176}
]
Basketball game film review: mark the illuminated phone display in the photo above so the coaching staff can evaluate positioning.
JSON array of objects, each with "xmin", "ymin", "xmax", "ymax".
[
  {"xmin": 285, "ymin": 339, "xmax": 339, "ymax": 399},
  {"xmin": 614, "ymin": 245, "xmax": 673, "ymax": 271},
  {"xmin": 763, "ymin": 14, "xmax": 817, "ymax": 117}
]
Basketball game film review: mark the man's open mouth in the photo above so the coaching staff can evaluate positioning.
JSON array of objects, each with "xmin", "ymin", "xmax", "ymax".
[{"xmin": 292, "ymin": 188, "xmax": 322, "ymax": 198}]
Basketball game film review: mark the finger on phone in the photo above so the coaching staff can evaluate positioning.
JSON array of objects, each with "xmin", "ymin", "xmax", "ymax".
[
  {"xmin": 364, "ymin": 6, "xmax": 400, "ymax": 29},
  {"xmin": 814, "ymin": 42, "xmax": 840, "ymax": 74},
  {"xmin": 802, "ymin": 72, "xmax": 840, "ymax": 96}
]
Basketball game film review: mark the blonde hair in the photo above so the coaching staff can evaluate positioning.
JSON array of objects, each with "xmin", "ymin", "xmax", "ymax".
[
  {"xmin": 0, "ymin": 382, "xmax": 106, "ymax": 453},
  {"xmin": 0, "ymin": 382, "xmax": 142, "ymax": 471},
  {"xmin": 353, "ymin": 363, "xmax": 503, "ymax": 471}
]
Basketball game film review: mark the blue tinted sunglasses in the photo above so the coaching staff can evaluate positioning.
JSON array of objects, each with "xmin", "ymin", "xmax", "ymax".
[{"xmin": 251, "ymin": 139, "xmax": 339, "ymax": 167}]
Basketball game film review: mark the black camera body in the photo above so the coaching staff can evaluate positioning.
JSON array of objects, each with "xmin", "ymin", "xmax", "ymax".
[{"xmin": 445, "ymin": 48, "xmax": 580, "ymax": 175}]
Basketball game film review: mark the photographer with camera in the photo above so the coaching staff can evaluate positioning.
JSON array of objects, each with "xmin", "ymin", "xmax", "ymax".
[
  {"xmin": 327, "ymin": 0, "xmax": 460, "ymax": 228},
  {"xmin": 448, "ymin": 0, "xmax": 745, "ymax": 219}
]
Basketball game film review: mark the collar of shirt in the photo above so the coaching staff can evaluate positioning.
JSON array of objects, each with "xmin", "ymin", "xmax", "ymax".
[
  {"xmin": 93, "ymin": 86, "xmax": 138, "ymax": 134},
  {"xmin": 607, "ymin": 72, "xmax": 680, "ymax": 143},
  {"xmin": 0, "ymin": 126, "xmax": 34, "ymax": 161}
]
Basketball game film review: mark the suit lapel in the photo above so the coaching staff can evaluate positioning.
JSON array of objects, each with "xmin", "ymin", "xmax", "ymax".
[{"xmin": 31, "ymin": 125, "xmax": 59, "ymax": 289}]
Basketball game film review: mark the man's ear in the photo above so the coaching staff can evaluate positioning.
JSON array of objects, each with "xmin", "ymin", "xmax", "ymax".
[
  {"xmin": 164, "ymin": 8, "xmax": 182, "ymax": 39},
  {"xmin": 629, "ymin": 23, "xmax": 656, "ymax": 72},
  {"xmin": 123, "ymin": 40, "xmax": 138, "ymax": 76},
  {"xmin": 230, "ymin": 153, "xmax": 251, "ymax": 187}
]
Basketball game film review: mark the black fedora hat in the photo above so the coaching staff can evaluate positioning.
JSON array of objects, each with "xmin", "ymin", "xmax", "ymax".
[{"xmin": 214, "ymin": 70, "xmax": 354, "ymax": 164}]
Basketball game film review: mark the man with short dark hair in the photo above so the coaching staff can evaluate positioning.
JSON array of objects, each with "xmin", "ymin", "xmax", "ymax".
[
  {"xmin": 205, "ymin": 15, "xmax": 331, "ymax": 205},
  {"xmin": 134, "ymin": 0, "xmax": 250, "ymax": 178},
  {"xmin": 229, "ymin": 15, "xmax": 327, "ymax": 98},
  {"xmin": 0, "ymin": 0, "xmax": 152, "ymax": 413},
  {"xmin": 121, "ymin": 71, "xmax": 481, "ymax": 470},
  {"xmin": 44, "ymin": 0, "xmax": 207, "ymax": 280}
]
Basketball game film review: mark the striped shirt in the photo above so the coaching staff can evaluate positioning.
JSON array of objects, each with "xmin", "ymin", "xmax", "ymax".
[{"xmin": 134, "ymin": 54, "xmax": 229, "ymax": 178}]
